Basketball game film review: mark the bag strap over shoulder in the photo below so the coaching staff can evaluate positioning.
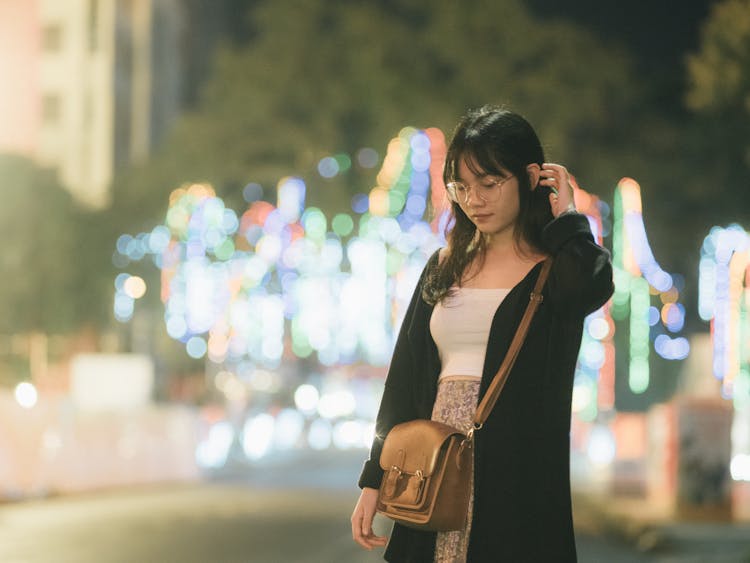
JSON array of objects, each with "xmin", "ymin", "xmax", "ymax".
[{"xmin": 472, "ymin": 258, "xmax": 553, "ymax": 429}]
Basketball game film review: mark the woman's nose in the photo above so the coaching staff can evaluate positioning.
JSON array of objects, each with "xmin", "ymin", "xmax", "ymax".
[{"xmin": 465, "ymin": 188, "xmax": 484, "ymax": 206}]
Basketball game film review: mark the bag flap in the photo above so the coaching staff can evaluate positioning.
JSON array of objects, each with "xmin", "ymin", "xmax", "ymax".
[{"xmin": 379, "ymin": 419, "xmax": 464, "ymax": 476}]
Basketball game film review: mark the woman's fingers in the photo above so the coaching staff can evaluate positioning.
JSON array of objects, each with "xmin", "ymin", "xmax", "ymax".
[
  {"xmin": 351, "ymin": 489, "xmax": 388, "ymax": 550},
  {"xmin": 351, "ymin": 511, "xmax": 373, "ymax": 549},
  {"xmin": 539, "ymin": 163, "xmax": 568, "ymax": 184},
  {"xmin": 361, "ymin": 503, "xmax": 374, "ymax": 537},
  {"xmin": 540, "ymin": 162, "xmax": 576, "ymax": 217},
  {"xmin": 351, "ymin": 513, "xmax": 374, "ymax": 549},
  {"xmin": 351, "ymin": 515, "xmax": 387, "ymax": 550},
  {"xmin": 368, "ymin": 534, "xmax": 388, "ymax": 548},
  {"xmin": 541, "ymin": 162, "xmax": 567, "ymax": 174},
  {"xmin": 361, "ymin": 500, "xmax": 387, "ymax": 546}
]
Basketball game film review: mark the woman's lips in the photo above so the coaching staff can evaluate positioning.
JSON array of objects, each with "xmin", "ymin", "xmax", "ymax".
[{"xmin": 472, "ymin": 213, "xmax": 492, "ymax": 221}]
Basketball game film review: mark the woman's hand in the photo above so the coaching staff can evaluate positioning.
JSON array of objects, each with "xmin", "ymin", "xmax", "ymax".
[
  {"xmin": 351, "ymin": 487, "xmax": 388, "ymax": 550},
  {"xmin": 539, "ymin": 163, "xmax": 576, "ymax": 218}
]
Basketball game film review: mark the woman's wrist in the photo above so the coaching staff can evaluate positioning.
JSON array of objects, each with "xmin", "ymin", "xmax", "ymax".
[{"xmin": 554, "ymin": 203, "xmax": 577, "ymax": 218}]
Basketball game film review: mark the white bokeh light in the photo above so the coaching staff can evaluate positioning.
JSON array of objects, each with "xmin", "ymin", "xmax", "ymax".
[
  {"xmin": 14, "ymin": 382, "xmax": 38, "ymax": 409},
  {"xmin": 242, "ymin": 413, "xmax": 275, "ymax": 460},
  {"xmin": 294, "ymin": 384, "xmax": 319, "ymax": 415}
]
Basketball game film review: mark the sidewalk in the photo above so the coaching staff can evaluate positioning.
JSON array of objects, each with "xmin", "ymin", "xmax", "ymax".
[{"xmin": 574, "ymin": 492, "xmax": 750, "ymax": 562}]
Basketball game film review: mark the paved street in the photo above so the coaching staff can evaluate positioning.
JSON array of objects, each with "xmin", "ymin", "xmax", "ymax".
[{"xmin": 0, "ymin": 450, "xmax": 745, "ymax": 562}]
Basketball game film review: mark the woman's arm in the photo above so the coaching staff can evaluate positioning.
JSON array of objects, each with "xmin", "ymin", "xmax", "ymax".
[
  {"xmin": 537, "ymin": 163, "xmax": 614, "ymax": 317},
  {"xmin": 542, "ymin": 212, "xmax": 614, "ymax": 317}
]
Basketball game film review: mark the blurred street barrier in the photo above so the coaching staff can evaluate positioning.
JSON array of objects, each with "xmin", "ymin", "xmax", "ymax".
[{"xmin": 0, "ymin": 390, "xmax": 200, "ymax": 499}]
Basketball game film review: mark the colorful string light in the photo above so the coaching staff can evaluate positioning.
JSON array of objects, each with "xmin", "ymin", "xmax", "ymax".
[
  {"xmin": 114, "ymin": 136, "xmax": 446, "ymax": 368},
  {"xmin": 699, "ymin": 225, "xmax": 750, "ymax": 400},
  {"xmin": 611, "ymin": 178, "xmax": 690, "ymax": 394},
  {"xmin": 568, "ymin": 180, "xmax": 613, "ymax": 421}
]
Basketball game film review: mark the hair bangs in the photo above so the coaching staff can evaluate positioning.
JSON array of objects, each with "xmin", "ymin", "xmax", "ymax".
[{"xmin": 461, "ymin": 144, "xmax": 511, "ymax": 179}]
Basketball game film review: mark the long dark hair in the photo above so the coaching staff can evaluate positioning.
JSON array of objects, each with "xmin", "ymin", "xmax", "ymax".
[{"xmin": 423, "ymin": 106, "xmax": 554, "ymax": 304}]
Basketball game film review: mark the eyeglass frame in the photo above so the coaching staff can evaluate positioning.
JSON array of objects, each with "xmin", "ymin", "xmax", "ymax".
[{"xmin": 445, "ymin": 174, "xmax": 515, "ymax": 205}]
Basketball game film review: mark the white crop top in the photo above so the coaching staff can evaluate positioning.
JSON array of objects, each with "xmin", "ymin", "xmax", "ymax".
[{"xmin": 430, "ymin": 287, "xmax": 511, "ymax": 379}]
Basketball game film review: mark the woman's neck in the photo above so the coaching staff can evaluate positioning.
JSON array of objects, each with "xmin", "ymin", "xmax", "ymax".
[{"xmin": 483, "ymin": 233, "xmax": 541, "ymax": 264}]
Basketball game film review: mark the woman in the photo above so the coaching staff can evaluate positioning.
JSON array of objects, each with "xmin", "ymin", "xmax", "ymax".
[{"xmin": 351, "ymin": 106, "xmax": 614, "ymax": 562}]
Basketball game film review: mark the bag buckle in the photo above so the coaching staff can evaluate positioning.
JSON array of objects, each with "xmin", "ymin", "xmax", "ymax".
[
  {"xmin": 457, "ymin": 423, "xmax": 482, "ymax": 468},
  {"xmin": 383, "ymin": 465, "xmax": 402, "ymax": 498},
  {"xmin": 530, "ymin": 292, "xmax": 544, "ymax": 303},
  {"xmin": 406, "ymin": 469, "xmax": 425, "ymax": 502}
]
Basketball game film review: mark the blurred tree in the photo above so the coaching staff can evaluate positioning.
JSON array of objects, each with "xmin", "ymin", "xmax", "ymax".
[
  {"xmin": 113, "ymin": 0, "xmax": 645, "ymax": 227},
  {"xmin": 0, "ymin": 156, "xmax": 80, "ymax": 333},
  {"xmin": 73, "ymin": 207, "xmax": 119, "ymax": 329},
  {"xmin": 685, "ymin": 0, "xmax": 750, "ymax": 223}
]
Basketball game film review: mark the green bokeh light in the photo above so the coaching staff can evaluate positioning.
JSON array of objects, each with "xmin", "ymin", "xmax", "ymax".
[
  {"xmin": 332, "ymin": 213, "xmax": 354, "ymax": 237},
  {"xmin": 334, "ymin": 153, "xmax": 352, "ymax": 173},
  {"xmin": 302, "ymin": 207, "xmax": 327, "ymax": 240},
  {"xmin": 214, "ymin": 239, "xmax": 235, "ymax": 261}
]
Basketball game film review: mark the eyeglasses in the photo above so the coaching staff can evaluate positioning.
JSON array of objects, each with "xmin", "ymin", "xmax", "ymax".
[{"xmin": 445, "ymin": 175, "xmax": 514, "ymax": 205}]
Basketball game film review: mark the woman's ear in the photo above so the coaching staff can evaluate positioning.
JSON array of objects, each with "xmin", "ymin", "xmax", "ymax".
[{"xmin": 526, "ymin": 163, "xmax": 541, "ymax": 190}]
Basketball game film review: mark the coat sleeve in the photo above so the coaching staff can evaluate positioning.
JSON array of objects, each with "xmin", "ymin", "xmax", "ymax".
[
  {"xmin": 542, "ymin": 212, "xmax": 614, "ymax": 318},
  {"xmin": 357, "ymin": 252, "xmax": 437, "ymax": 490}
]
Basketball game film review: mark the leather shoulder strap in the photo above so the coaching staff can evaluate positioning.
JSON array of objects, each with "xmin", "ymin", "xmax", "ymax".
[{"xmin": 472, "ymin": 258, "xmax": 553, "ymax": 428}]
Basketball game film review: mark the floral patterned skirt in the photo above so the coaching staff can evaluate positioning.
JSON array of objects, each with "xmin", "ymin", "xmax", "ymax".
[{"xmin": 430, "ymin": 377, "xmax": 480, "ymax": 563}]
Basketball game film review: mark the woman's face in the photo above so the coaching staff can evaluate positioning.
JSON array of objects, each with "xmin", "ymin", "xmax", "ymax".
[{"xmin": 455, "ymin": 157, "xmax": 521, "ymax": 241}]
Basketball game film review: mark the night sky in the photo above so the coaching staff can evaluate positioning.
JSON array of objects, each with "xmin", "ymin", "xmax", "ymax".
[
  {"xmin": 527, "ymin": 0, "xmax": 716, "ymax": 65},
  {"xmin": 526, "ymin": 0, "xmax": 719, "ymax": 111},
  {"xmin": 185, "ymin": 0, "xmax": 720, "ymax": 112}
]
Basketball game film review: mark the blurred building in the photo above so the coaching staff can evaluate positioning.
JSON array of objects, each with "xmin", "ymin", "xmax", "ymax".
[{"xmin": 0, "ymin": 0, "xmax": 184, "ymax": 208}]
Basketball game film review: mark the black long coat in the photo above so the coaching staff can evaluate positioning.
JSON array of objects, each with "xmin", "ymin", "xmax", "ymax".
[{"xmin": 358, "ymin": 213, "xmax": 615, "ymax": 562}]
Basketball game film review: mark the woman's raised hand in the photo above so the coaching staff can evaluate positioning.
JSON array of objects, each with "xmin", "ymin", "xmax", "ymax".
[
  {"xmin": 351, "ymin": 487, "xmax": 388, "ymax": 550},
  {"xmin": 539, "ymin": 163, "xmax": 577, "ymax": 218}
]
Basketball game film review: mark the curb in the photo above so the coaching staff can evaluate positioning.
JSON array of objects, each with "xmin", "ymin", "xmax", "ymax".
[{"xmin": 573, "ymin": 492, "xmax": 750, "ymax": 560}]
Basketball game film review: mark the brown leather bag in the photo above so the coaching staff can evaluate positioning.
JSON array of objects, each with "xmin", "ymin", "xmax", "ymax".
[{"xmin": 376, "ymin": 259, "xmax": 552, "ymax": 531}]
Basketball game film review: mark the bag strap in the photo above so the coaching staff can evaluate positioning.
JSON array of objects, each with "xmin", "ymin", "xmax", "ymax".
[{"xmin": 471, "ymin": 258, "xmax": 553, "ymax": 430}]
